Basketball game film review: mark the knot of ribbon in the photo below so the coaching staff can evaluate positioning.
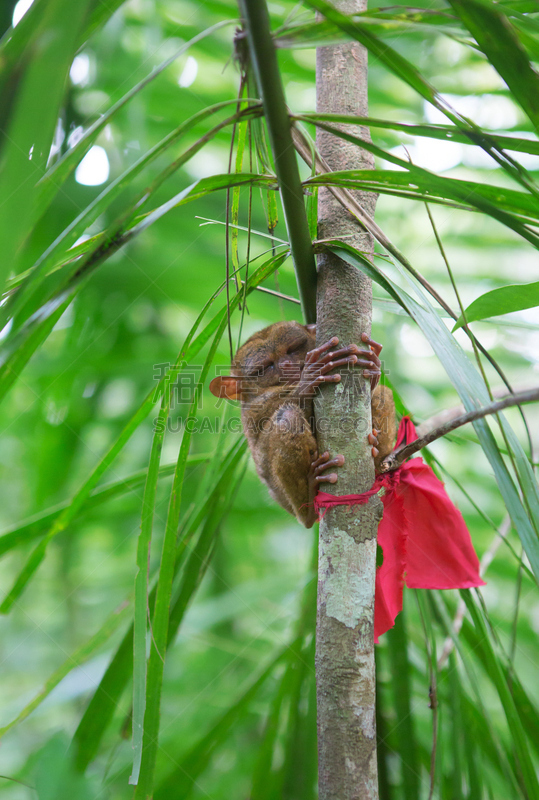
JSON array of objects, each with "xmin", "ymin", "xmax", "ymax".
[{"xmin": 314, "ymin": 416, "xmax": 485, "ymax": 642}]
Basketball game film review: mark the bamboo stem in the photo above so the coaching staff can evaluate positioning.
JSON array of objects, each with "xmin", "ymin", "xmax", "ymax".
[
  {"xmin": 314, "ymin": 1, "xmax": 380, "ymax": 796},
  {"xmin": 237, "ymin": 0, "xmax": 317, "ymax": 322}
]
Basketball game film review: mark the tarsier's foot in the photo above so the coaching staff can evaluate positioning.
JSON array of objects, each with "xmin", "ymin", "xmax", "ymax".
[
  {"xmin": 302, "ymin": 451, "xmax": 345, "ymax": 527},
  {"xmin": 309, "ymin": 450, "xmax": 345, "ymax": 489},
  {"xmin": 368, "ymin": 428, "xmax": 380, "ymax": 460}
]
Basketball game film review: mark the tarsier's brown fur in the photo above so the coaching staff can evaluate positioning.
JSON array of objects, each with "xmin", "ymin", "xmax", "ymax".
[{"xmin": 210, "ymin": 321, "xmax": 396, "ymax": 528}]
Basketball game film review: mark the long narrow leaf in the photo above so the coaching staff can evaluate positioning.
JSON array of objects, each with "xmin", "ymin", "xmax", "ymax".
[
  {"xmin": 462, "ymin": 590, "xmax": 539, "ymax": 797},
  {"xmin": 331, "ymin": 243, "xmax": 539, "ymax": 582},
  {"xmin": 130, "ymin": 393, "xmax": 169, "ymax": 785},
  {"xmin": 71, "ymin": 439, "xmax": 247, "ymax": 771},
  {"xmin": 155, "ymin": 647, "xmax": 286, "ymax": 800},
  {"xmin": 132, "ymin": 254, "xmax": 286, "ymax": 795},
  {"xmin": 297, "ymin": 112, "xmax": 539, "ymax": 157},
  {"xmin": 0, "ymin": 455, "xmax": 210, "ymax": 558},
  {"xmin": 0, "ymin": 603, "xmax": 130, "ymax": 736},
  {"xmin": 4, "ymin": 103, "xmax": 263, "ymax": 332},
  {"xmin": 0, "ymin": 0, "xmax": 92, "ymax": 291},
  {"xmin": 0, "ymin": 172, "xmax": 273, "ymax": 405},
  {"xmin": 301, "ymin": 0, "xmax": 539, "ymax": 196},
  {"xmin": 38, "ymin": 21, "xmax": 237, "ymax": 212},
  {"xmin": 0, "ymin": 250, "xmax": 277, "ymax": 611},
  {"xmin": 453, "ymin": 281, "xmax": 539, "ymax": 330},
  {"xmin": 448, "ymin": 0, "xmax": 539, "ymax": 133}
]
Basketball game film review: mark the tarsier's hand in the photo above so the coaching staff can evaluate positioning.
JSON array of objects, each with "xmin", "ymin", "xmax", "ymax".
[
  {"xmin": 291, "ymin": 334, "xmax": 383, "ymax": 400},
  {"xmin": 359, "ymin": 333, "xmax": 383, "ymax": 392}
]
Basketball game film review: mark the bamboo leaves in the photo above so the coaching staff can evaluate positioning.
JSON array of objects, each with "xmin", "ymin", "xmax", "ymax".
[{"xmin": 453, "ymin": 281, "xmax": 539, "ymax": 330}]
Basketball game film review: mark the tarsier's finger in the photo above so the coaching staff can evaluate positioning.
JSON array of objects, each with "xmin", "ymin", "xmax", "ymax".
[
  {"xmin": 311, "ymin": 451, "xmax": 330, "ymax": 469},
  {"xmin": 305, "ymin": 337, "xmax": 339, "ymax": 363},
  {"xmin": 315, "ymin": 373, "xmax": 341, "ymax": 385},
  {"xmin": 368, "ymin": 431, "xmax": 379, "ymax": 446},
  {"xmin": 310, "ymin": 348, "xmax": 351, "ymax": 367},
  {"xmin": 356, "ymin": 349, "xmax": 381, "ymax": 369},
  {"xmin": 300, "ymin": 373, "xmax": 341, "ymax": 395},
  {"xmin": 318, "ymin": 355, "xmax": 358, "ymax": 374},
  {"xmin": 321, "ymin": 344, "xmax": 363, "ymax": 362},
  {"xmin": 361, "ymin": 333, "xmax": 383, "ymax": 357},
  {"xmin": 315, "ymin": 472, "xmax": 338, "ymax": 484},
  {"xmin": 372, "ymin": 447, "xmax": 379, "ymax": 458},
  {"xmin": 353, "ymin": 357, "xmax": 381, "ymax": 370},
  {"xmin": 307, "ymin": 372, "xmax": 342, "ymax": 389},
  {"xmin": 324, "ymin": 345, "xmax": 380, "ymax": 371},
  {"xmin": 314, "ymin": 455, "xmax": 344, "ymax": 476}
]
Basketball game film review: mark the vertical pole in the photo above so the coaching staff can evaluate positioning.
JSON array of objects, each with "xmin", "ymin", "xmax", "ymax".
[{"xmin": 314, "ymin": 1, "xmax": 380, "ymax": 797}]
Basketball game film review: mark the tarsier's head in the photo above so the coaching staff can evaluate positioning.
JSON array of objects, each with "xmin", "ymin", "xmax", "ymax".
[{"xmin": 209, "ymin": 321, "xmax": 316, "ymax": 401}]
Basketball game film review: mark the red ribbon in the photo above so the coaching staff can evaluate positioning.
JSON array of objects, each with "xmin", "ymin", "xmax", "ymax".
[{"xmin": 314, "ymin": 417, "xmax": 485, "ymax": 642}]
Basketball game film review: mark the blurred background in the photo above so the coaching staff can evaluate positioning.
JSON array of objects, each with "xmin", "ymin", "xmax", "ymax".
[{"xmin": 0, "ymin": 0, "xmax": 537, "ymax": 797}]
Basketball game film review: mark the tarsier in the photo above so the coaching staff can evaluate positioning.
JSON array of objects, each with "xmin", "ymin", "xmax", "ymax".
[{"xmin": 210, "ymin": 321, "xmax": 396, "ymax": 528}]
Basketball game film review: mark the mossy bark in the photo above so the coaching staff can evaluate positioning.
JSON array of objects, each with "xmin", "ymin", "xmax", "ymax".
[{"xmin": 314, "ymin": 2, "xmax": 381, "ymax": 797}]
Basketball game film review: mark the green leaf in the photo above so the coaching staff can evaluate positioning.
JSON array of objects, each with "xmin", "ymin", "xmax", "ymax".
[
  {"xmin": 298, "ymin": 112, "xmax": 539, "ymax": 157},
  {"xmin": 4, "ymin": 103, "xmax": 263, "ymax": 334},
  {"xmin": 462, "ymin": 590, "xmax": 539, "ymax": 798},
  {"xmin": 453, "ymin": 281, "xmax": 539, "ymax": 330},
  {"xmin": 447, "ymin": 0, "xmax": 539, "ymax": 134},
  {"xmin": 128, "ymin": 256, "xmax": 239, "ymax": 785},
  {"xmin": 71, "ymin": 439, "xmax": 247, "ymax": 772},
  {"xmin": 431, "ymin": 592, "xmax": 523, "ymax": 793},
  {"xmin": 155, "ymin": 647, "xmax": 286, "ymax": 800},
  {"xmin": 459, "ymin": 615, "xmax": 539, "ymax": 757},
  {"xmin": 0, "ymin": 603, "xmax": 130, "ymax": 736},
  {"xmin": 0, "ymin": 250, "xmax": 259, "ymax": 611},
  {"xmin": 275, "ymin": 9, "xmax": 465, "ymax": 49},
  {"xmin": 38, "ymin": 21, "xmax": 238, "ymax": 214},
  {"xmin": 0, "ymin": 455, "xmax": 210, "ymax": 558},
  {"xmin": 0, "ymin": 0, "xmax": 92, "ymax": 292},
  {"xmin": 307, "ymin": 164, "xmax": 539, "ymax": 242},
  {"xmin": 129, "ymin": 392, "xmax": 168, "ymax": 785},
  {"xmin": 300, "ymin": 0, "xmax": 539, "ymax": 195},
  {"xmin": 385, "ymin": 609, "xmax": 420, "ymax": 798},
  {"xmin": 133, "ymin": 257, "xmax": 286, "ymax": 796},
  {"xmin": 0, "ymin": 171, "xmax": 273, "ymax": 405},
  {"xmin": 331, "ymin": 242, "xmax": 539, "ymax": 583}
]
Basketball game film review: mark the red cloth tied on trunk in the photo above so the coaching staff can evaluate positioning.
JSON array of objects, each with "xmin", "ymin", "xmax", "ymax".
[{"xmin": 314, "ymin": 416, "xmax": 485, "ymax": 642}]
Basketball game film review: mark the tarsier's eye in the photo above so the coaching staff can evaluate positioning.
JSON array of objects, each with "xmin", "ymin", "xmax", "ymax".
[
  {"xmin": 250, "ymin": 361, "xmax": 273, "ymax": 376},
  {"xmin": 287, "ymin": 339, "xmax": 307, "ymax": 354}
]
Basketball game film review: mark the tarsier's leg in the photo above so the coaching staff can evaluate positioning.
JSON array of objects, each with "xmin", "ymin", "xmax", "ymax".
[
  {"xmin": 370, "ymin": 384, "xmax": 397, "ymax": 472},
  {"xmin": 344, "ymin": 333, "xmax": 397, "ymax": 472},
  {"xmin": 267, "ymin": 403, "xmax": 344, "ymax": 528}
]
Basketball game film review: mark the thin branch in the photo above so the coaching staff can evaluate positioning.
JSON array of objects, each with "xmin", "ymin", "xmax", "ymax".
[
  {"xmin": 241, "ymin": 280, "xmax": 300, "ymax": 304},
  {"xmin": 238, "ymin": 0, "xmax": 317, "ymax": 322},
  {"xmin": 380, "ymin": 387, "xmax": 539, "ymax": 472},
  {"xmin": 414, "ymin": 384, "xmax": 538, "ymax": 438}
]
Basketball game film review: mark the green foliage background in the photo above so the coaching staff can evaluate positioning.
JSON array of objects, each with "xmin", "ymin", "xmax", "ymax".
[{"xmin": 0, "ymin": 0, "xmax": 538, "ymax": 798}]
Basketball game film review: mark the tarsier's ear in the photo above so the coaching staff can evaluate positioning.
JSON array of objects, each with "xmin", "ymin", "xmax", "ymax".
[
  {"xmin": 304, "ymin": 323, "xmax": 316, "ymax": 334},
  {"xmin": 209, "ymin": 375, "xmax": 243, "ymax": 401}
]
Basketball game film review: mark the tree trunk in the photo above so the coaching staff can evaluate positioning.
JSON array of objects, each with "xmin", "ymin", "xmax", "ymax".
[{"xmin": 314, "ymin": 2, "xmax": 380, "ymax": 798}]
